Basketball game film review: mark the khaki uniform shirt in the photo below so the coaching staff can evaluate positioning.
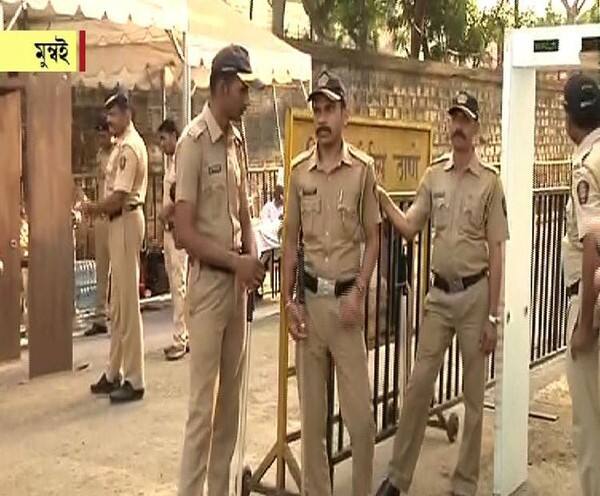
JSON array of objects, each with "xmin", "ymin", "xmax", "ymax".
[
  {"xmin": 163, "ymin": 155, "xmax": 177, "ymax": 211},
  {"xmin": 175, "ymin": 103, "xmax": 247, "ymax": 253},
  {"xmin": 286, "ymin": 142, "xmax": 381, "ymax": 281},
  {"xmin": 96, "ymin": 147, "xmax": 113, "ymax": 201},
  {"xmin": 562, "ymin": 128, "xmax": 600, "ymax": 286},
  {"xmin": 106, "ymin": 122, "xmax": 148, "ymax": 206},
  {"xmin": 407, "ymin": 153, "xmax": 509, "ymax": 280}
]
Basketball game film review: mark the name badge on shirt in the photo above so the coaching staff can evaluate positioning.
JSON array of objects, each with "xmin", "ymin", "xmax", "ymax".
[
  {"xmin": 302, "ymin": 187, "xmax": 317, "ymax": 196},
  {"xmin": 208, "ymin": 164, "xmax": 222, "ymax": 175}
]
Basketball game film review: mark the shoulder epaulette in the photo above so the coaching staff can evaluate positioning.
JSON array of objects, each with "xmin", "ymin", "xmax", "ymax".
[
  {"xmin": 291, "ymin": 147, "xmax": 315, "ymax": 169},
  {"xmin": 185, "ymin": 116, "xmax": 207, "ymax": 141},
  {"xmin": 431, "ymin": 153, "xmax": 450, "ymax": 166},
  {"xmin": 481, "ymin": 161, "xmax": 500, "ymax": 175},
  {"xmin": 347, "ymin": 144, "xmax": 374, "ymax": 166}
]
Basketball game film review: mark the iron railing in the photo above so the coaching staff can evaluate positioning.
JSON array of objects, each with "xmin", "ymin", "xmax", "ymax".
[{"xmin": 323, "ymin": 185, "xmax": 571, "ymax": 480}]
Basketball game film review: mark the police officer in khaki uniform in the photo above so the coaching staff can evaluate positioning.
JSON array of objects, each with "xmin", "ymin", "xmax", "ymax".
[
  {"xmin": 561, "ymin": 73, "xmax": 600, "ymax": 496},
  {"xmin": 85, "ymin": 116, "xmax": 113, "ymax": 337},
  {"xmin": 376, "ymin": 92, "xmax": 509, "ymax": 496},
  {"xmin": 175, "ymin": 45, "xmax": 265, "ymax": 496},
  {"xmin": 284, "ymin": 71, "xmax": 381, "ymax": 496},
  {"xmin": 157, "ymin": 118, "xmax": 189, "ymax": 361},
  {"xmin": 83, "ymin": 93, "xmax": 148, "ymax": 404}
]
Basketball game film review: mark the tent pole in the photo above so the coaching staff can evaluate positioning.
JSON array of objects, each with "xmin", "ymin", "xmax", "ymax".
[
  {"xmin": 161, "ymin": 67, "xmax": 167, "ymax": 121},
  {"xmin": 272, "ymin": 85, "xmax": 285, "ymax": 165},
  {"xmin": 6, "ymin": 2, "xmax": 24, "ymax": 31},
  {"xmin": 0, "ymin": 4, "xmax": 4, "ymax": 30},
  {"xmin": 182, "ymin": 31, "xmax": 191, "ymax": 126}
]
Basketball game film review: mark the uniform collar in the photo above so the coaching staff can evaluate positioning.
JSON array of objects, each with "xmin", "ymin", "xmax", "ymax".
[
  {"xmin": 443, "ymin": 151, "xmax": 481, "ymax": 177},
  {"xmin": 308, "ymin": 141, "xmax": 353, "ymax": 171},
  {"xmin": 574, "ymin": 127, "xmax": 600, "ymax": 164},
  {"xmin": 201, "ymin": 102, "xmax": 240, "ymax": 144},
  {"xmin": 114, "ymin": 122, "xmax": 135, "ymax": 145}
]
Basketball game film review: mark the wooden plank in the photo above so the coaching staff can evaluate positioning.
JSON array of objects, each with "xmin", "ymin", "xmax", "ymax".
[
  {"xmin": 26, "ymin": 74, "xmax": 73, "ymax": 377},
  {"xmin": 0, "ymin": 90, "xmax": 22, "ymax": 362}
]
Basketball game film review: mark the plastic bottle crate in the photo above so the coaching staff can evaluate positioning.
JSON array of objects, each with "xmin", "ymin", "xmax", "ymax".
[{"xmin": 74, "ymin": 260, "xmax": 97, "ymax": 312}]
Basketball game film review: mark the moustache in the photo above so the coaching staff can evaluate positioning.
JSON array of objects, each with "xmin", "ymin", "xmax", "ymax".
[
  {"xmin": 452, "ymin": 130, "xmax": 466, "ymax": 140},
  {"xmin": 316, "ymin": 126, "xmax": 332, "ymax": 135}
]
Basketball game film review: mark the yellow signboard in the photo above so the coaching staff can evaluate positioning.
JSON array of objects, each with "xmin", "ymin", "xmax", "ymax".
[
  {"xmin": 284, "ymin": 109, "xmax": 432, "ymax": 194},
  {"xmin": 0, "ymin": 30, "xmax": 86, "ymax": 73}
]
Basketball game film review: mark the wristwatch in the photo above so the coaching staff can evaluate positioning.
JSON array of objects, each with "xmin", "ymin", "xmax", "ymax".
[{"xmin": 488, "ymin": 314, "xmax": 501, "ymax": 326}]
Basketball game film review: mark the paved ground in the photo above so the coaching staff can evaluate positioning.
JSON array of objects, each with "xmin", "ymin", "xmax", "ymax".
[{"xmin": 0, "ymin": 301, "xmax": 583, "ymax": 495}]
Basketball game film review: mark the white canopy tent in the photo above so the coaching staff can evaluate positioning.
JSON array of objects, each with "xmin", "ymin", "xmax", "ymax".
[
  {"xmin": 186, "ymin": 0, "xmax": 312, "ymax": 88},
  {"xmin": 0, "ymin": 0, "xmax": 187, "ymax": 31},
  {"xmin": 1, "ymin": 0, "xmax": 312, "ymax": 90},
  {"xmin": 0, "ymin": 0, "xmax": 192, "ymax": 120}
]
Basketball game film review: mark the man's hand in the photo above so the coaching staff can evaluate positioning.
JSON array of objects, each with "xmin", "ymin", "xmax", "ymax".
[
  {"xmin": 339, "ymin": 287, "xmax": 364, "ymax": 328},
  {"xmin": 571, "ymin": 326, "xmax": 599, "ymax": 360},
  {"xmin": 158, "ymin": 208, "xmax": 168, "ymax": 225},
  {"xmin": 287, "ymin": 301, "xmax": 307, "ymax": 341},
  {"xmin": 234, "ymin": 254, "xmax": 265, "ymax": 290},
  {"xmin": 479, "ymin": 321, "xmax": 497, "ymax": 355}
]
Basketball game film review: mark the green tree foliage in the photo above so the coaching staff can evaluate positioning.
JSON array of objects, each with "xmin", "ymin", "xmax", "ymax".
[{"xmin": 294, "ymin": 0, "xmax": 597, "ymax": 61}]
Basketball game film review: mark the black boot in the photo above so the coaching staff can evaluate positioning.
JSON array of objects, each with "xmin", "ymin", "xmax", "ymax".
[
  {"xmin": 376, "ymin": 479, "xmax": 400, "ymax": 496},
  {"xmin": 90, "ymin": 373, "xmax": 121, "ymax": 395},
  {"xmin": 84, "ymin": 323, "xmax": 108, "ymax": 337},
  {"xmin": 109, "ymin": 381, "xmax": 144, "ymax": 404}
]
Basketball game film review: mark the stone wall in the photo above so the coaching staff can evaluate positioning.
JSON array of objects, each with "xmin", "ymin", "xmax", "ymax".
[{"xmin": 290, "ymin": 41, "xmax": 573, "ymax": 165}]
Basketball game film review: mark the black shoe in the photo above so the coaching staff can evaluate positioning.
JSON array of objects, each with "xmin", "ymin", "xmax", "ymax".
[
  {"xmin": 165, "ymin": 344, "xmax": 187, "ymax": 361},
  {"xmin": 90, "ymin": 373, "xmax": 121, "ymax": 395},
  {"xmin": 376, "ymin": 479, "xmax": 400, "ymax": 496},
  {"xmin": 84, "ymin": 323, "xmax": 108, "ymax": 337},
  {"xmin": 109, "ymin": 381, "xmax": 144, "ymax": 403}
]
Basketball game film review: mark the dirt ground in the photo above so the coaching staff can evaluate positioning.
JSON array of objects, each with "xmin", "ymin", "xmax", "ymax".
[{"xmin": 0, "ymin": 307, "xmax": 583, "ymax": 495}]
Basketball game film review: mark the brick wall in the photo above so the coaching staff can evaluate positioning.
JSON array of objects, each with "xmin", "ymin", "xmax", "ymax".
[{"xmin": 290, "ymin": 42, "xmax": 574, "ymax": 164}]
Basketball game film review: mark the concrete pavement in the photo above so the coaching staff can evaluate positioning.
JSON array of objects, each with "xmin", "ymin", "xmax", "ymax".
[{"xmin": 0, "ymin": 301, "xmax": 582, "ymax": 495}]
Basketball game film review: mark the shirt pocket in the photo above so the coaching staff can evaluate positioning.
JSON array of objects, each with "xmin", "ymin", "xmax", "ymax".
[
  {"xmin": 202, "ymin": 164, "xmax": 227, "ymax": 209},
  {"xmin": 301, "ymin": 195, "xmax": 322, "ymax": 237},
  {"xmin": 461, "ymin": 195, "xmax": 485, "ymax": 236},
  {"xmin": 337, "ymin": 191, "xmax": 361, "ymax": 240},
  {"xmin": 432, "ymin": 196, "xmax": 450, "ymax": 231}
]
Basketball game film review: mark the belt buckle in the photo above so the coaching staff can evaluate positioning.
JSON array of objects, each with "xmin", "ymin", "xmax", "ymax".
[
  {"xmin": 448, "ymin": 278, "xmax": 464, "ymax": 293},
  {"xmin": 318, "ymin": 277, "xmax": 335, "ymax": 296}
]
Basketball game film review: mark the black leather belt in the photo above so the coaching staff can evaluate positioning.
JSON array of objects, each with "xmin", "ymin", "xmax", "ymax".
[
  {"xmin": 303, "ymin": 271, "xmax": 356, "ymax": 298},
  {"xmin": 432, "ymin": 270, "xmax": 487, "ymax": 293},
  {"xmin": 165, "ymin": 221, "xmax": 175, "ymax": 232},
  {"xmin": 567, "ymin": 280, "xmax": 579, "ymax": 299},
  {"xmin": 109, "ymin": 203, "xmax": 142, "ymax": 222}
]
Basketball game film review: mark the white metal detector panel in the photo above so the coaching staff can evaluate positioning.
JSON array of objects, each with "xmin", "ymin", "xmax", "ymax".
[
  {"xmin": 496, "ymin": 23, "xmax": 600, "ymax": 495},
  {"xmin": 511, "ymin": 24, "xmax": 600, "ymax": 70}
]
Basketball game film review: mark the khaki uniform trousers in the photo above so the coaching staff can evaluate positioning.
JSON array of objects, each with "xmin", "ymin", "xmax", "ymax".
[
  {"xmin": 389, "ymin": 277, "xmax": 488, "ymax": 496},
  {"xmin": 164, "ymin": 230, "xmax": 188, "ymax": 347},
  {"xmin": 565, "ymin": 295, "xmax": 600, "ymax": 496},
  {"xmin": 179, "ymin": 264, "xmax": 247, "ymax": 496},
  {"xmin": 106, "ymin": 210, "xmax": 145, "ymax": 389},
  {"xmin": 296, "ymin": 291, "xmax": 375, "ymax": 496},
  {"xmin": 94, "ymin": 217, "xmax": 110, "ymax": 326}
]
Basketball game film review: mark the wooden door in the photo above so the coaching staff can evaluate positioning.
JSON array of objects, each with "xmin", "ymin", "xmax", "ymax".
[{"xmin": 0, "ymin": 90, "xmax": 23, "ymax": 362}]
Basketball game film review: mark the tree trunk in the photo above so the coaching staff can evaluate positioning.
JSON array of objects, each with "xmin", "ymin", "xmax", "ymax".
[
  {"xmin": 302, "ymin": 0, "xmax": 335, "ymax": 41},
  {"xmin": 410, "ymin": 0, "xmax": 429, "ymax": 59},
  {"xmin": 271, "ymin": 0, "xmax": 287, "ymax": 38}
]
